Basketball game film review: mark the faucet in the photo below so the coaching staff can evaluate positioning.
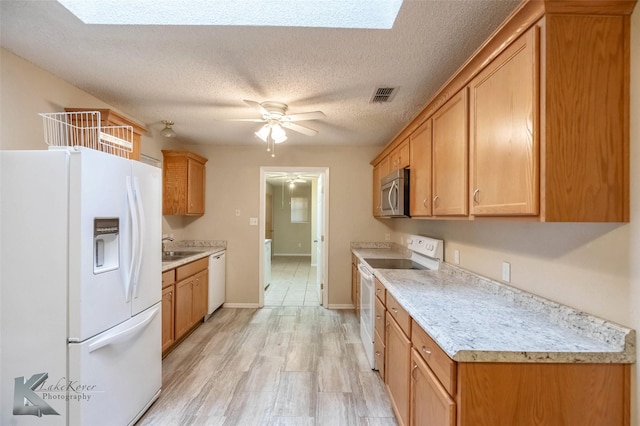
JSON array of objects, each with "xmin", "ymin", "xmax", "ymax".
[{"xmin": 162, "ymin": 236, "xmax": 174, "ymax": 253}]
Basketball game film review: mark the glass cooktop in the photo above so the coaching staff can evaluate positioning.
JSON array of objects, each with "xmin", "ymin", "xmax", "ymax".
[{"xmin": 363, "ymin": 258, "xmax": 428, "ymax": 270}]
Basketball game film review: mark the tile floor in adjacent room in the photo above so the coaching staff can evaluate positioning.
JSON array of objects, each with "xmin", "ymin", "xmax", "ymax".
[{"xmin": 265, "ymin": 256, "xmax": 320, "ymax": 307}]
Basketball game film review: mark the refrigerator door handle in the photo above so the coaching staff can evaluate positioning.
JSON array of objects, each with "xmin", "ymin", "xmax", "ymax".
[
  {"xmin": 87, "ymin": 305, "xmax": 160, "ymax": 353},
  {"xmin": 125, "ymin": 176, "xmax": 138, "ymax": 302},
  {"xmin": 132, "ymin": 176, "xmax": 145, "ymax": 297}
]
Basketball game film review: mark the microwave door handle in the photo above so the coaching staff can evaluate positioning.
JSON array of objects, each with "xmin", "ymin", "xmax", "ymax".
[{"xmin": 389, "ymin": 181, "xmax": 398, "ymax": 215}]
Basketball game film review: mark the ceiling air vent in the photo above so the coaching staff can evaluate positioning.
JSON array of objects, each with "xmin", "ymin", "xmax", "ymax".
[{"xmin": 370, "ymin": 87, "xmax": 397, "ymax": 103}]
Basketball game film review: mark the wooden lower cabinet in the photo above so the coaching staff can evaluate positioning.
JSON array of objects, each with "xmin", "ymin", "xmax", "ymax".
[
  {"xmin": 411, "ymin": 349, "xmax": 455, "ymax": 426},
  {"xmin": 192, "ymin": 270, "xmax": 208, "ymax": 323},
  {"xmin": 163, "ymin": 258, "xmax": 209, "ymax": 355},
  {"xmin": 399, "ymin": 322, "xmax": 630, "ymax": 426},
  {"xmin": 161, "ymin": 284, "xmax": 175, "ymax": 353},
  {"xmin": 386, "ymin": 312, "xmax": 412, "ymax": 426},
  {"xmin": 175, "ymin": 277, "xmax": 195, "ymax": 339}
]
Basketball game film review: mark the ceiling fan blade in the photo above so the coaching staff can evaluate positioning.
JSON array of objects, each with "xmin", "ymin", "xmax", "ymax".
[
  {"xmin": 281, "ymin": 122, "xmax": 318, "ymax": 136},
  {"xmin": 224, "ymin": 118, "xmax": 265, "ymax": 122},
  {"xmin": 282, "ymin": 111, "xmax": 326, "ymax": 122},
  {"xmin": 244, "ymin": 99, "xmax": 269, "ymax": 116}
]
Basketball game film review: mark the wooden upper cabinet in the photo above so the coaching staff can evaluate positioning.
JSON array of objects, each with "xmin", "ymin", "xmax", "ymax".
[
  {"xmin": 65, "ymin": 108, "xmax": 145, "ymax": 161},
  {"xmin": 373, "ymin": 156, "xmax": 391, "ymax": 217},
  {"xmin": 542, "ymin": 14, "xmax": 630, "ymax": 222},
  {"xmin": 432, "ymin": 90, "xmax": 468, "ymax": 216},
  {"xmin": 390, "ymin": 139, "xmax": 410, "ymax": 170},
  {"xmin": 410, "ymin": 119, "xmax": 433, "ymax": 217},
  {"xmin": 469, "ymin": 27, "xmax": 539, "ymax": 217},
  {"xmin": 162, "ymin": 150, "xmax": 208, "ymax": 216},
  {"xmin": 371, "ymin": 1, "xmax": 633, "ymax": 223}
]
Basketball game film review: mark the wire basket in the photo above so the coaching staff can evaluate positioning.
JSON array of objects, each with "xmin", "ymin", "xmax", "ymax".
[{"xmin": 39, "ymin": 111, "xmax": 133, "ymax": 159}]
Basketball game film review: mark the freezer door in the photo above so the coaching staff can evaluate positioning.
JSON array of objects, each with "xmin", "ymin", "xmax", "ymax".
[
  {"xmin": 68, "ymin": 304, "xmax": 162, "ymax": 426},
  {"xmin": 130, "ymin": 161, "xmax": 162, "ymax": 315},
  {"xmin": 69, "ymin": 148, "xmax": 132, "ymax": 341}
]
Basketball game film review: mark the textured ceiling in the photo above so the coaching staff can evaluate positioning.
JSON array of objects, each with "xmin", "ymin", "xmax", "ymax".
[{"xmin": 0, "ymin": 0, "xmax": 521, "ymax": 148}]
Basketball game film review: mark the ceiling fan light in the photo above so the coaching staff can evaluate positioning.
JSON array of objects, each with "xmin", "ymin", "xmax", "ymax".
[
  {"xmin": 161, "ymin": 120, "xmax": 176, "ymax": 138},
  {"xmin": 271, "ymin": 123, "xmax": 287, "ymax": 143},
  {"xmin": 255, "ymin": 124, "xmax": 270, "ymax": 142}
]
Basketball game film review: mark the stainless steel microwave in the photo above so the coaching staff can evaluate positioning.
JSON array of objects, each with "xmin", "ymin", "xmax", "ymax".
[{"xmin": 380, "ymin": 169, "xmax": 409, "ymax": 217}]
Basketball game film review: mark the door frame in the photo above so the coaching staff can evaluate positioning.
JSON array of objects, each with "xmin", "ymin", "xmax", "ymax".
[{"xmin": 259, "ymin": 166, "xmax": 330, "ymax": 307}]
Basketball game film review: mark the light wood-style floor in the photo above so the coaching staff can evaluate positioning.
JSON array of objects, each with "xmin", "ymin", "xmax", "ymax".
[
  {"xmin": 137, "ymin": 307, "xmax": 397, "ymax": 426},
  {"xmin": 265, "ymin": 256, "xmax": 320, "ymax": 307}
]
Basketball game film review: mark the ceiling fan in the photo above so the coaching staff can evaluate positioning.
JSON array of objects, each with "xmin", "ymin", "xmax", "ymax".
[{"xmin": 227, "ymin": 100, "xmax": 326, "ymax": 137}]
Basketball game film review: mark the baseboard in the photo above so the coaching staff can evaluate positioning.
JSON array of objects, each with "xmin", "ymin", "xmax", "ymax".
[
  {"xmin": 273, "ymin": 253, "xmax": 312, "ymax": 257},
  {"xmin": 326, "ymin": 304, "xmax": 355, "ymax": 310},
  {"xmin": 222, "ymin": 303, "xmax": 261, "ymax": 308}
]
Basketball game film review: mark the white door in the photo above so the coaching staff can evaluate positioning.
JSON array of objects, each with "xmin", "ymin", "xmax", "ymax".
[
  {"xmin": 315, "ymin": 174, "xmax": 324, "ymax": 304},
  {"xmin": 68, "ymin": 304, "xmax": 161, "ymax": 426},
  {"xmin": 69, "ymin": 148, "xmax": 133, "ymax": 341},
  {"xmin": 130, "ymin": 161, "xmax": 162, "ymax": 315}
]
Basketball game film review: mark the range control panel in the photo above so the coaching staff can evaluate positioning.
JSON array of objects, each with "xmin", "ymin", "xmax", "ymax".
[{"xmin": 406, "ymin": 235, "xmax": 444, "ymax": 260}]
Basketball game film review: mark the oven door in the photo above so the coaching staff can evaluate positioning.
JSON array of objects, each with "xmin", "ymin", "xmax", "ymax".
[{"xmin": 358, "ymin": 263, "xmax": 376, "ymax": 369}]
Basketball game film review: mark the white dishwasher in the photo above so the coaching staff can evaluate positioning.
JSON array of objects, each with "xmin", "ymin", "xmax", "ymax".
[{"xmin": 207, "ymin": 251, "xmax": 226, "ymax": 318}]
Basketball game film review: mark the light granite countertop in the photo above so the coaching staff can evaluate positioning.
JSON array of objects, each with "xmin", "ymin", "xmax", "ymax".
[
  {"xmin": 162, "ymin": 240, "xmax": 226, "ymax": 272},
  {"xmin": 351, "ymin": 244, "xmax": 635, "ymax": 364}
]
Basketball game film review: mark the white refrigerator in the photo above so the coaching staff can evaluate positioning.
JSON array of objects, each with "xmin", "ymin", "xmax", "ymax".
[{"xmin": 1, "ymin": 147, "xmax": 162, "ymax": 425}]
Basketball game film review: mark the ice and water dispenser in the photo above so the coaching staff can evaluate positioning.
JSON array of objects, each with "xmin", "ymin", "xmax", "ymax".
[{"xmin": 94, "ymin": 218, "xmax": 119, "ymax": 274}]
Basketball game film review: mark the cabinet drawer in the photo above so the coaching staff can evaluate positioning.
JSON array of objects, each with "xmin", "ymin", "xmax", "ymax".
[
  {"xmin": 375, "ymin": 278, "xmax": 386, "ymax": 305},
  {"xmin": 162, "ymin": 269, "xmax": 176, "ymax": 288},
  {"xmin": 374, "ymin": 329, "xmax": 385, "ymax": 382},
  {"xmin": 386, "ymin": 293, "xmax": 411, "ymax": 337},
  {"xmin": 411, "ymin": 320, "xmax": 456, "ymax": 396},
  {"xmin": 176, "ymin": 257, "xmax": 208, "ymax": 281},
  {"xmin": 375, "ymin": 297, "xmax": 386, "ymax": 344}
]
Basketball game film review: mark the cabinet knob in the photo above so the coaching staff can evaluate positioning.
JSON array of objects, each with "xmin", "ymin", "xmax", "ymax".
[
  {"xmin": 433, "ymin": 195, "xmax": 439, "ymax": 206},
  {"xmin": 423, "ymin": 198, "xmax": 429, "ymax": 208},
  {"xmin": 421, "ymin": 346, "xmax": 431, "ymax": 355},
  {"xmin": 391, "ymin": 308, "xmax": 398, "ymax": 314},
  {"xmin": 473, "ymin": 189, "xmax": 480, "ymax": 204},
  {"xmin": 376, "ymin": 315, "xmax": 381, "ymax": 320}
]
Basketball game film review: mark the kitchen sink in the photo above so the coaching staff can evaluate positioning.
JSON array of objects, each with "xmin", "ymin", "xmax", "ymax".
[{"xmin": 162, "ymin": 251, "xmax": 204, "ymax": 262}]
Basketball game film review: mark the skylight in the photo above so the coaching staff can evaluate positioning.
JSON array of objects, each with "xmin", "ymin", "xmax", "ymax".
[{"xmin": 57, "ymin": 0, "xmax": 403, "ymax": 29}]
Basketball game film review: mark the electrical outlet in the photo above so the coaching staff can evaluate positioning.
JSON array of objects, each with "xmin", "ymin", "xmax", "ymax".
[
  {"xmin": 502, "ymin": 262, "xmax": 511, "ymax": 283},
  {"xmin": 298, "ymin": 243, "xmax": 302, "ymax": 248},
  {"xmin": 249, "ymin": 217, "xmax": 258, "ymax": 226},
  {"xmin": 235, "ymin": 209, "xmax": 240, "ymax": 217},
  {"xmin": 454, "ymin": 249, "xmax": 460, "ymax": 265},
  {"xmin": 385, "ymin": 233, "xmax": 390, "ymax": 241}
]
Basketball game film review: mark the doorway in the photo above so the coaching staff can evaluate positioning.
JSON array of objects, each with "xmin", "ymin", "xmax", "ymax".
[{"xmin": 259, "ymin": 167, "xmax": 329, "ymax": 307}]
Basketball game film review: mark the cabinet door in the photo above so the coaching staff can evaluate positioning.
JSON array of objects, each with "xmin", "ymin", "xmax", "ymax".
[
  {"xmin": 469, "ymin": 28, "xmax": 539, "ymax": 216},
  {"xmin": 391, "ymin": 139, "xmax": 410, "ymax": 169},
  {"xmin": 192, "ymin": 270, "xmax": 209, "ymax": 323},
  {"xmin": 410, "ymin": 349, "xmax": 455, "ymax": 426},
  {"xmin": 373, "ymin": 156, "xmax": 390, "ymax": 217},
  {"xmin": 174, "ymin": 277, "xmax": 194, "ymax": 340},
  {"xmin": 187, "ymin": 159, "xmax": 205, "ymax": 215},
  {"xmin": 432, "ymin": 89, "xmax": 469, "ymax": 216},
  {"xmin": 161, "ymin": 284, "xmax": 175, "ymax": 353},
  {"xmin": 410, "ymin": 119, "xmax": 433, "ymax": 217},
  {"xmin": 386, "ymin": 313, "xmax": 411, "ymax": 426}
]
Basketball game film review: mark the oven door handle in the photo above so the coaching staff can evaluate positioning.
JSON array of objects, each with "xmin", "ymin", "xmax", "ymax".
[{"xmin": 358, "ymin": 263, "xmax": 374, "ymax": 280}]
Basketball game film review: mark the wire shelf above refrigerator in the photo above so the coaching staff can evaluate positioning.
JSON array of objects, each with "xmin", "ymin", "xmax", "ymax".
[{"xmin": 40, "ymin": 111, "xmax": 133, "ymax": 159}]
